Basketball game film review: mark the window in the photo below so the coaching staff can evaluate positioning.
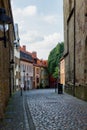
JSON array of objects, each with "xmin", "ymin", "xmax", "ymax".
[
  {"xmin": 37, "ymin": 68, "xmax": 39, "ymax": 74},
  {"xmin": 36, "ymin": 77, "xmax": 39, "ymax": 83}
]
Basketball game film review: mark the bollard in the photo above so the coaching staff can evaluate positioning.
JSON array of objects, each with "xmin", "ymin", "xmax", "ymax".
[{"xmin": 20, "ymin": 83, "xmax": 24, "ymax": 96}]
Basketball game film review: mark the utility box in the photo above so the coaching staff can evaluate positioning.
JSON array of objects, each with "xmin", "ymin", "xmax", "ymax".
[{"xmin": 58, "ymin": 83, "xmax": 63, "ymax": 94}]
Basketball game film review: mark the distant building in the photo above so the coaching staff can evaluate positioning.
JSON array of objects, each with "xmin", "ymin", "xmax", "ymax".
[
  {"xmin": 32, "ymin": 51, "xmax": 39, "ymax": 89},
  {"xmin": 37, "ymin": 59, "xmax": 49, "ymax": 89},
  {"xmin": 40, "ymin": 66, "xmax": 49, "ymax": 88},
  {"xmin": 14, "ymin": 23, "xmax": 20, "ymax": 91},
  {"xmin": 49, "ymin": 75, "xmax": 56, "ymax": 88},
  {"xmin": 20, "ymin": 46, "xmax": 33, "ymax": 90},
  {"xmin": 20, "ymin": 46, "xmax": 49, "ymax": 89},
  {"xmin": 60, "ymin": 58, "xmax": 65, "ymax": 85},
  {"xmin": 32, "ymin": 52, "xmax": 49, "ymax": 89},
  {"xmin": 34, "ymin": 65, "xmax": 41, "ymax": 89},
  {"xmin": 63, "ymin": 0, "xmax": 87, "ymax": 100}
]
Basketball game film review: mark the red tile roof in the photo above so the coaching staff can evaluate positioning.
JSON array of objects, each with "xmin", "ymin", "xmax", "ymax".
[{"xmin": 20, "ymin": 45, "xmax": 48, "ymax": 67}]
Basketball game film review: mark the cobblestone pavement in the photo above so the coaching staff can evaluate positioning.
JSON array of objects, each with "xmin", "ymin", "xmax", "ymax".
[
  {"xmin": 0, "ymin": 89, "xmax": 87, "ymax": 130},
  {"xmin": 24, "ymin": 89, "xmax": 87, "ymax": 130}
]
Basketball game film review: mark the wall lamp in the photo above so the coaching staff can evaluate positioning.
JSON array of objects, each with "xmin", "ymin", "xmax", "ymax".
[
  {"xmin": 9, "ymin": 59, "xmax": 15, "ymax": 71},
  {"xmin": 10, "ymin": 59, "xmax": 14, "ymax": 65},
  {"xmin": 14, "ymin": 40, "xmax": 20, "ymax": 49},
  {"xmin": 0, "ymin": 8, "xmax": 12, "ymax": 47}
]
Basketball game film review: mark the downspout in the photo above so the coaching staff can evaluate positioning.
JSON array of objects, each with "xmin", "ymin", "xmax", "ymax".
[{"xmin": 73, "ymin": 0, "xmax": 76, "ymax": 96}]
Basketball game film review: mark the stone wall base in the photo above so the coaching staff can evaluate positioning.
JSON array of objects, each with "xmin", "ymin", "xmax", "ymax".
[{"xmin": 65, "ymin": 84, "xmax": 87, "ymax": 101}]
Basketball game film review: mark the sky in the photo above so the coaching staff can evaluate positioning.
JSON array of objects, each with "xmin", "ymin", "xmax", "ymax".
[{"xmin": 11, "ymin": 0, "xmax": 64, "ymax": 60}]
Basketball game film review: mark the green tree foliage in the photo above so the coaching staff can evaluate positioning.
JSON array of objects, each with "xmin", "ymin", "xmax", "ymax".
[
  {"xmin": 52, "ymin": 66, "xmax": 59, "ymax": 79},
  {"xmin": 48, "ymin": 42, "xmax": 64, "ymax": 79}
]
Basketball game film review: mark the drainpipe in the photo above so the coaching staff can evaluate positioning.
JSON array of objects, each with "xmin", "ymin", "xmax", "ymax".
[{"xmin": 73, "ymin": 0, "xmax": 76, "ymax": 96}]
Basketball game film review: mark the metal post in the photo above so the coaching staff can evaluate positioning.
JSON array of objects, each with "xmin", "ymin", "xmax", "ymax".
[
  {"xmin": 21, "ymin": 87, "xmax": 22, "ymax": 96},
  {"xmin": 20, "ymin": 83, "xmax": 24, "ymax": 96},
  {"xmin": 27, "ymin": 73, "xmax": 29, "ymax": 90},
  {"xmin": 23, "ymin": 70, "xmax": 25, "ymax": 90}
]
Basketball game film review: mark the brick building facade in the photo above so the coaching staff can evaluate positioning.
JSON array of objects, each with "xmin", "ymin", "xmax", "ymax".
[
  {"xmin": 0, "ymin": 0, "xmax": 15, "ymax": 119},
  {"xmin": 63, "ymin": 0, "xmax": 87, "ymax": 100}
]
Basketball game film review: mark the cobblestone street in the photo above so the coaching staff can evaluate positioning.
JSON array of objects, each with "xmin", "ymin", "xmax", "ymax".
[
  {"xmin": 24, "ymin": 89, "xmax": 87, "ymax": 130},
  {"xmin": 0, "ymin": 89, "xmax": 87, "ymax": 130}
]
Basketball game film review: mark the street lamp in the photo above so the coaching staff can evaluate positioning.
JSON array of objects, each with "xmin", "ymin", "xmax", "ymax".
[
  {"xmin": 27, "ymin": 73, "xmax": 29, "ymax": 90},
  {"xmin": 10, "ymin": 59, "xmax": 14, "ymax": 65},
  {"xmin": 23, "ymin": 70, "xmax": 26, "ymax": 90},
  {"xmin": 0, "ymin": 8, "xmax": 12, "ymax": 47},
  {"xmin": 14, "ymin": 40, "xmax": 20, "ymax": 49}
]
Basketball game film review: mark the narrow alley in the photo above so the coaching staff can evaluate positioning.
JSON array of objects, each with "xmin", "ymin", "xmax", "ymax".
[
  {"xmin": 0, "ymin": 1, "xmax": 87, "ymax": 130},
  {"xmin": 0, "ymin": 89, "xmax": 87, "ymax": 130}
]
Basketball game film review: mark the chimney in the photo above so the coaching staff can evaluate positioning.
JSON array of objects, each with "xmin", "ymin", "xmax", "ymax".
[
  {"xmin": 32, "ymin": 51, "xmax": 37, "ymax": 58},
  {"xmin": 23, "ymin": 45, "xmax": 26, "ymax": 51}
]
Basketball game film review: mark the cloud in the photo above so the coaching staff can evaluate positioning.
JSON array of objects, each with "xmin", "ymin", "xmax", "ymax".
[
  {"xmin": 12, "ymin": 5, "xmax": 37, "ymax": 22},
  {"xmin": 44, "ymin": 33, "xmax": 60, "ymax": 44},
  {"xmin": 20, "ymin": 30, "xmax": 44, "ymax": 44},
  {"xmin": 23, "ymin": 32, "xmax": 62, "ymax": 60},
  {"xmin": 43, "ymin": 15, "xmax": 58, "ymax": 24},
  {"xmin": 23, "ymin": 6, "xmax": 37, "ymax": 16}
]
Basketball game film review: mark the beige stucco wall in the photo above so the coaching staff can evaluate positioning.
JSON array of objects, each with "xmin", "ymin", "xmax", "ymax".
[
  {"xmin": 60, "ymin": 59, "xmax": 65, "ymax": 85},
  {"xmin": 20, "ymin": 60, "xmax": 33, "ymax": 90}
]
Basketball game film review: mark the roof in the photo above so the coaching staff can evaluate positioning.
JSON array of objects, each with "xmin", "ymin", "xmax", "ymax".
[
  {"xmin": 20, "ymin": 46, "xmax": 48, "ymax": 67},
  {"xmin": 20, "ymin": 51, "xmax": 33, "ymax": 63}
]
